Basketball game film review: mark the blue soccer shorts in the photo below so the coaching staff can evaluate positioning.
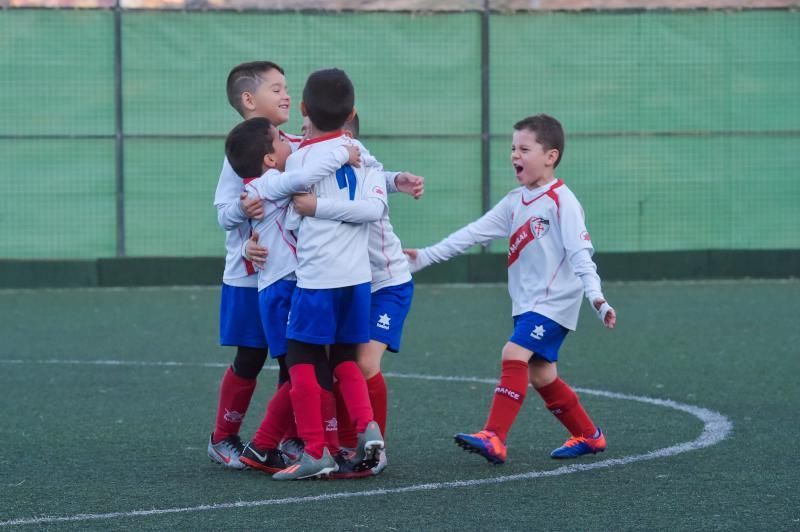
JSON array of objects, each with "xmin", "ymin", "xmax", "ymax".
[
  {"xmin": 508, "ymin": 312, "xmax": 569, "ymax": 362},
  {"xmin": 258, "ymin": 279, "xmax": 296, "ymax": 359},
  {"xmin": 219, "ymin": 283, "xmax": 268, "ymax": 349},
  {"xmin": 370, "ymin": 280, "xmax": 414, "ymax": 353},
  {"xmin": 286, "ymin": 282, "xmax": 371, "ymax": 345}
]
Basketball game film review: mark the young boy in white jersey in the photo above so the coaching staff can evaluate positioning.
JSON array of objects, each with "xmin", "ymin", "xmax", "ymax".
[
  {"xmin": 208, "ymin": 61, "xmax": 302, "ymax": 469},
  {"xmin": 271, "ymin": 68, "xmax": 388, "ymax": 480},
  {"xmin": 295, "ymin": 114, "xmax": 420, "ymax": 478},
  {"xmin": 406, "ymin": 114, "xmax": 617, "ymax": 464},
  {"xmin": 219, "ymin": 117, "xmax": 361, "ymax": 473}
]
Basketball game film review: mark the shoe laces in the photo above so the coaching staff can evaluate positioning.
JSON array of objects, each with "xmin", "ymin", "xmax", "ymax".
[
  {"xmin": 563, "ymin": 435, "xmax": 589, "ymax": 448},
  {"xmin": 220, "ymin": 434, "xmax": 244, "ymax": 453}
]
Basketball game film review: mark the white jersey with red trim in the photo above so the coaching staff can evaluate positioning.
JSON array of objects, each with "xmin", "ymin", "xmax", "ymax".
[
  {"xmin": 213, "ymin": 130, "xmax": 302, "ymax": 287},
  {"xmin": 286, "ymin": 132, "xmax": 388, "ymax": 289},
  {"xmin": 417, "ymin": 179, "xmax": 600, "ymax": 330},
  {"xmin": 368, "ymin": 188, "xmax": 412, "ymax": 292}
]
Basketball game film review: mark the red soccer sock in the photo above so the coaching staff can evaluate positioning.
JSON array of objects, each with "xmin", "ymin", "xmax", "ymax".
[
  {"xmin": 213, "ymin": 366, "xmax": 257, "ymax": 443},
  {"xmin": 251, "ymin": 381, "xmax": 293, "ymax": 450},
  {"xmin": 334, "ymin": 381, "xmax": 358, "ymax": 448},
  {"xmin": 333, "ymin": 361, "xmax": 374, "ymax": 434},
  {"xmin": 282, "ymin": 414, "xmax": 299, "ymax": 440},
  {"xmin": 483, "ymin": 360, "xmax": 529, "ymax": 442},
  {"xmin": 536, "ymin": 377, "xmax": 597, "ymax": 438},
  {"xmin": 366, "ymin": 373, "xmax": 388, "ymax": 437},
  {"xmin": 288, "ymin": 364, "xmax": 325, "ymax": 459},
  {"xmin": 321, "ymin": 389, "xmax": 340, "ymax": 454}
]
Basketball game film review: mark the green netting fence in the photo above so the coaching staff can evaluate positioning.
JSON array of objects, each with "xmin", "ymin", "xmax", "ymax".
[{"xmin": 1, "ymin": 8, "xmax": 798, "ymax": 259}]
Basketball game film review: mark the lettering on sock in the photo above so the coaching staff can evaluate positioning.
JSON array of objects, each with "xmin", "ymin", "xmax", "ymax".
[{"xmin": 494, "ymin": 386, "xmax": 523, "ymax": 403}]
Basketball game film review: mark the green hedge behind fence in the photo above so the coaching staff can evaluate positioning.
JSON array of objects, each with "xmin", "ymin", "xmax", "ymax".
[{"xmin": 1, "ymin": 9, "xmax": 798, "ymax": 259}]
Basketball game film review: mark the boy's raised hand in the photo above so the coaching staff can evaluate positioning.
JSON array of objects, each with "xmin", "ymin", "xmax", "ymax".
[
  {"xmin": 396, "ymin": 172, "xmax": 425, "ymax": 199},
  {"xmin": 593, "ymin": 298, "xmax": 616, "ymax": 329},
  {"xmin": 240, "ymin": 192, "xmax": 264, "ymax": 220},
  {"xmin": 292, "ymin": 192, "xmax": 317, "ymax": 216},
  {"xmin": 244, "ymin": 231, "xmax": 268, "ymax": 269},
  {"xmin": 345, "ymin": 145, "xmax": 362, "ymax": 168}
]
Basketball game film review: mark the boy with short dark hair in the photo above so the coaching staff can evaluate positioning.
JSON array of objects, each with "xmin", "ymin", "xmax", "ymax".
[
  {"xmin": 272, "ymin": 68, "xmax": 388, "ymax": 480},
  {"xmin": 221, "ymin": 117, "xmax": 361, "ymax": 473},
  {"xmin": 407, "ymin": 114, "xmax": 616, "ymax": 464}
]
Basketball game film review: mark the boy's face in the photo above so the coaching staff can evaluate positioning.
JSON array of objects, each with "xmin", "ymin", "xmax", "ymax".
[
  {"xmin": 511, "ymin": 129, "xmax": 559, "ymax": 188},
  {"xmin": 247, "ymin": 68, "xmax": 290, "ymax": 125},
  {"xmin": 265, "ymin": 125, "xmax": 292, "ymax": 172}
]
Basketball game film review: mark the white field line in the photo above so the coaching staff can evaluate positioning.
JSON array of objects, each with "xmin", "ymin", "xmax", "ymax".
[{"xmin": 0, "ymin": 358, "xmax": 732, "ymax": 528}]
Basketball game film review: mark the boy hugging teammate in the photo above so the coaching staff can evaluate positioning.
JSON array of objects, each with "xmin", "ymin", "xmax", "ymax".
[
  {"xmin": 221, "ymin": 118, "xmax": 362, "ymax": 475},
  {"xmin": 274, "ymin": 69, "xmax": 388, "ymax": 480}
]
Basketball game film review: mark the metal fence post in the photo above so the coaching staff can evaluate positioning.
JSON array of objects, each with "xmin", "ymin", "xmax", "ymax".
[
  {"xmin": 480, "ymin": 1, "xmax": 491, "ymax": 253},
  {"xmin": 114, "ymin": 0, "xmax": 125, "ymax": 257}
]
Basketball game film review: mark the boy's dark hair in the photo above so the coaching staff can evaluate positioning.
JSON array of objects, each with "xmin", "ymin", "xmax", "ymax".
[
  {"xmin": 226, "ymin": 61, "xmax": 285, "ymax": 117},
  {"xmin": 302, "ymin": 68, "xmax": 354, "ymax": 132},
  {"xmin": 513, "ymin": 114, "xmax": 565, "ymax": 168},
  {"xmin": 225, "ymin": 117, "xmax": 275, "ymax": 178},
  {"xmin": 343, "ymin": 112, "xmax": 360, "ymax": 139}
]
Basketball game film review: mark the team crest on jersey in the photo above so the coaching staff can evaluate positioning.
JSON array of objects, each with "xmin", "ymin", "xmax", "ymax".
[
  {"xmin": 508, "ymin": 215, "xmax": 550, "ymax": 267},
  {"xmin": 529, "ymin": 217, "xmax": 550, "ymax": 239},
  {"xmin": 372, "ymin": 186, "xmax": 385, "ymax": 197},
  {"xmin": 580, "ymin": 231, "xmax": 591, "ymax": 241}
]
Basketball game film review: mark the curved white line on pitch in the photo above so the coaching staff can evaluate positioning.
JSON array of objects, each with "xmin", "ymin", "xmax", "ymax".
[{"xmin": 0, "ymin": 360, "xmax": 732, "ymax": 528}]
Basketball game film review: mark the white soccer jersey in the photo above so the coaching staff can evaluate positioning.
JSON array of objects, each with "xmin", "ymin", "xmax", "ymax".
[
  {"xmin": 285, "ymin": 133, "xmax": 388, "ymax": 289},
  {"xmin": 213, "ymin": 130, "xmax": 302, "ymax": 287},
  {"xmin": 368, "ymin": 206, "xmax": 412, "ymax": 292},
  {"xmin": 417, "ymin": 179, "xmax": 604, "ymax": 330},
  {"xmin": 242, "ymin": 145, "xmax": 352, "ymax": 291}
]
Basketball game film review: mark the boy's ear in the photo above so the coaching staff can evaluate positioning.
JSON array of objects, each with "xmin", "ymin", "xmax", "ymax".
[
  {"xmin": 346, "ymin": 108, "xmax": 356, "ymax": 122},
  {"xmin": 300, "ymin": 101, "xmax": 308, "ymax": 117},
  {"xmin": 263, "ymin": 153, "xmax": 278, "ymax": 170},
  {"xmin": 546, "ymin": 148, "xmax": 560, "ymax": 167},
  {"xmin": 241, "ymin": 92, "xmax": 256, "ymax": 113}
]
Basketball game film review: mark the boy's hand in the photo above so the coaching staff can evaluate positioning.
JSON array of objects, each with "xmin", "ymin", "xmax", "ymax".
[
  {"xmin": 292, "ymin": 193, "xmax": 317, "ymax": 216},
  {"xmin": 244, "ymin": 232, "xmax": 268, "ymax": 269},
  {"xmin": 345, "ymin": 145, "xmax": 362, "ymax": 168},
  {"xmin": 240, "ymin": 192, "xmax": 264, "ymax": 220},
  {"xmin": 403, "ymin": 248, "xmax": 424, "ymax": 273},
  {"xmin": 593, "ymin": 298, "xmax": 616, "ymax": 329},
  {"xmin": 396, "ymin": 172, "xmax": 425, "ymax": 199}
]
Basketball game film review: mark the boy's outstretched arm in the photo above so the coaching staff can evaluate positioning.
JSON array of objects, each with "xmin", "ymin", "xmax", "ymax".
[
  {"xmin": 404, "ymin": 197, "xmax": 511, "ymax": 273},
  {"xmin": 246, "ymin": 145, "xmax": 360, "ymax": 201},
  {"xmin": 292, "ymin": 167, "xmax": 388, "ymax": 223},
  {"xmin": 293, "ymin": 195, "xmax": 386, "ymax": 223}
]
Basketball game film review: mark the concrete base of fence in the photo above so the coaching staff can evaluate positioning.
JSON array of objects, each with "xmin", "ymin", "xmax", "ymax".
[{"xmin": 0, "ymin": 250, "xmax": 798, "ymax": 289}]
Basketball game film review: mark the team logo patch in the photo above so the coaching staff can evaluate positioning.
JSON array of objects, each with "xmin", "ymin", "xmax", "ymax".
[
  {"xmin": 223, "ymin": 409, "xmax": 244, "ymax": 423},
  {"xmin": 372, "ymin": 186, "xmax": 385, "ymax": 196},
  {"xmin": 580, "ymin": 231, "xmax": 591, "ymax": 241},
  {"xmin": 530, "ymin": 324, "xmax": 545, "ymax": 340},
  {"xmin": 325, "ymin": 417, "xmax": 338, "ymax": 432},
  {"xmin": 530, "ymin": 217, "xmax": 550, "ymax": 239},
  {"xmin": 377, "ymin": 313, "xmax": 391, "ymax": 330}
]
